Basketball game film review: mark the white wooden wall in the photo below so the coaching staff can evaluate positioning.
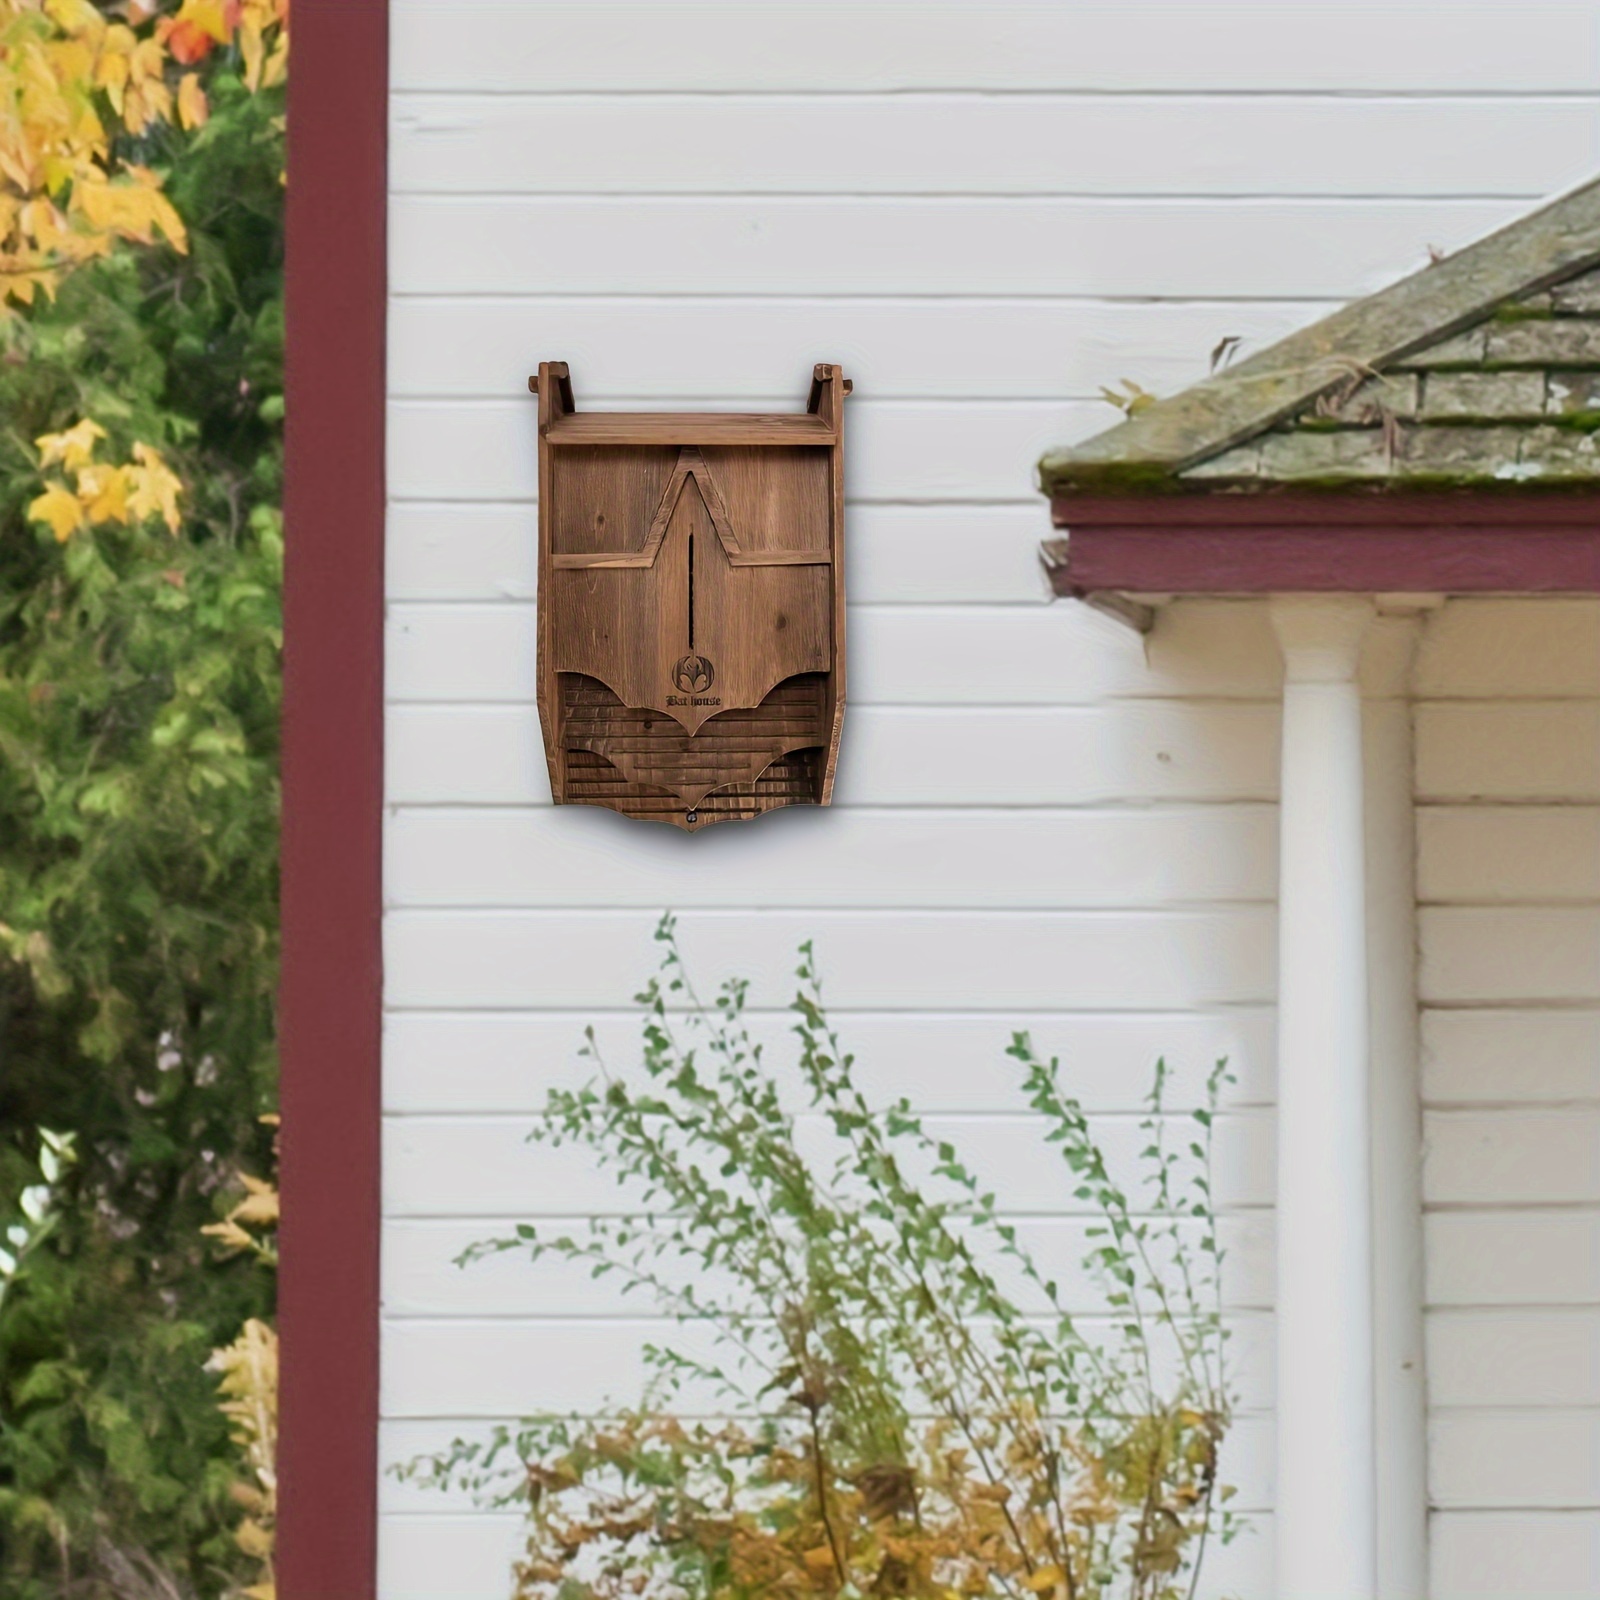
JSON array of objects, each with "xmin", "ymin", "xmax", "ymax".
[
  {"xmin": 381, "ymin": 5, "xmax": 1600, "ymax": 1595},
  {"xmin": 1415, "ymin": 600, "xmax": 1600, "ymax": 1598}
]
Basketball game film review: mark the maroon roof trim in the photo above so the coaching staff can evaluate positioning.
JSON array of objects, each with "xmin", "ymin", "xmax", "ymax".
[
  {"xmin": 278, "ymin": 4, "xmax": 386, "ymax": 1597},
  {"xmin": 1047, "ymin": 494, "xmax": 1600, "ymax": 595}
]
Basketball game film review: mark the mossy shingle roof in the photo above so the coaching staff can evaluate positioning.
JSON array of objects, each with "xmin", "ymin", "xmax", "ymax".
[{"xmin": 1040, "ymin": 178, "xmax": 1600, "ymax": 496}]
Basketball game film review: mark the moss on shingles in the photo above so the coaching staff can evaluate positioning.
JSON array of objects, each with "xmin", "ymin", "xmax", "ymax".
[{"xmin": 1040, "ymin": 178, "xmax": 1600, "ymax": 499}]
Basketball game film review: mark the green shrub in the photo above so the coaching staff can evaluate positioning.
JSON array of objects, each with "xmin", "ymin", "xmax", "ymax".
[{"xmin": 409, "ymin": 917, "xmax": 1240, "ymax": 1600}]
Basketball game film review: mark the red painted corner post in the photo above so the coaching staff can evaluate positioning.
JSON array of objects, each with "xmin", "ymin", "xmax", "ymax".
[{"xmin": 280, "ymin": 4, "xmax": 387, "ymax": 1596}]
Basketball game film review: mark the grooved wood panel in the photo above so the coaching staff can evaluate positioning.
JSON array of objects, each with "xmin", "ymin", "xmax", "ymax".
[{"xmin": 384, "ymin": 0, "xmax": 1600, "ymax": 1587}]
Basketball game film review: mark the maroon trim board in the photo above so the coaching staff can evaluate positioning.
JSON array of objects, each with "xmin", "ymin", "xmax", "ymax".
[
  {"xmin": 279, "ymin": 3, "xmax": 387, "ymax": 1596},
  {"xmin": 1048, "ymin": 494, "xmax": 1600, "ymax": 596}
]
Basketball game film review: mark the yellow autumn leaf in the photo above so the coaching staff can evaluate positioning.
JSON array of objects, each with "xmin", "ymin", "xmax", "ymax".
[
  {"xmin": 128, "ymin": 442, "xmax": 184, "ymax": 532},
  {"xmin": 177, "ymin": 71, "xmax": 207, "ymax": 131},
  {"xmin": 27, "ymin": 483, "xmax": 84, "ymax": 542},
  {"xmin": 176, "ymin": 0, "xmax": 231, "ymax": 44},
  {"xmin": 79, "ymin": 464, "xmax": 131, "ymax": 525},
  {"xmin": 95, "ymin": 48, "xmax": 129, "ymax": 113},
  {"xmin": 239, "ymin": 17, "xmax": 265, "ymax": 92},
  {"xmin": 231, "ymin": 1174, "xmax": 280, "ymax": 1227},
  {"xmin": 1024, "ymin": 1567, "xmax": 1066, "ymax": 1594},
  {"xmin": 44, "ymin": 0, "xmax": 105, "ymax": 35},
  {"xmin": 35, "ymin": 418, "xmax": 105, "ymax": 472},
  {"xmin": 234, "ymin": 1517, "xmax": 274, "ymax": 1560},
  {"xmin": 202, "ymin": 1218, "xmax": 255, "ymax": 1254}
]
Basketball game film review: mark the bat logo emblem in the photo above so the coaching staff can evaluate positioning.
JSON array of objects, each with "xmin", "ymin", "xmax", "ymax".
[{"xmin": 672, "ymin": 654, "xmax": 716, "ymax": 695}]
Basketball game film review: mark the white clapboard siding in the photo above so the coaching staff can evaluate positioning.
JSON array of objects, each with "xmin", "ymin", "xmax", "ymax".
[
  {"xmin": 1416, "ymin": 702, "xmax": 1600, "ymax": 801},
  {"xmin": 390, "ymin": 197, "xmax": 1523, "ymax": 300},
  {"xmin": 1418, "ymin": 807, "xmax": 1600, "ymax": 903},
  {"xmin": 385, "ymin": 806, "xmax": 1277, "ymax": 909},
  {"xmin": 388, "ymin": 298, "xmax": 1340, "ymax": 404},
  {"xmin": 1415, "ymin": 599, "xmax": 1600, "ymax": 1596},
  {"xmin": 1424, "ymin": 1110, "xmax": 1600, "ymax": 1207},
  {"xmin": 1421, "ymin": 1010, "xmax": 1600, "ymax": 1106},
  {"xmin": 385, "ymin": 909, "xmax": 1277, "ymax": 1013},
  {"xmin": 389, "ymin": 396, "xmax": 1101, "ymax": 503},
  {"xmin": 386, "ymin": 0, "xmax": 1600, "ymax": 1588},
  {"xmin": 1428, "ymin": 1310, "xmax": 1600, "ymax": 1409},
  {"xmin": 383, "ymin": 1212, "xmax": 1276, "ymax": 1320},
  {"xmin": 1433, "ymin": 1512, "xmax": 1600, "ymax": 1600},
  {"xmin": 390, "ymin": 2, "xmax": 1600, "ymax": 92},
  {"xmin": 380, "ymin": 1310, "xmax": 1278, "ymax": 1420},
  {"xmin": 387, "ymin": 703, "xmax": 1282, "ymax": 807},
  {"xmin": 382, "ymin": 1109, "xmax": 1274, "ymax": 1220},
  {"xmin": 1426, "ymin": 1214, "xmax": 1600, "ymax": 1308},
  {"xmin": 386, "ymin": 502, "xmax": 1054, "ymax": 606},
  {"xmin": 389, "ymin": 94, "xmax": 1597, "ymax": 199},
  {"xmin": 386, "ymin": 598, "xmax": 1420, "ymax": 707},
  {"xmin": 383, "ymin": 1009, "xmax": 1279, "ymax": 1117},
  {"xmin": 1415, "ymin": 599, "xmax": 1600, "ymax": 699},
  {"xmin": 1420, "ymin": 908, "xmax": 1600, "ymax": 1005},
  {"xmin": 1430, "ymin": 1411, "xmax": 1600, "ymax": 1509}
]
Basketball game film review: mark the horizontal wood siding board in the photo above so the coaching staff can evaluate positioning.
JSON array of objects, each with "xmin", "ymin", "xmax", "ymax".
[
  {"xmin": 384, "ymin": 805, "xmax": 1278, "ymax": 908},
  {"xmin": 391, "ymin": 396, "xmax": 1102, "ymax": 504},
  {"xmin": 387, "ymin": 93, "xmax": 1597, "ymax": 198},
  {"xmin": 384, "ymin": 908, "xmax": 1276, "ymax": 1011},
  {"xmin": 389, "ymin": 3, "xmax": 1600, "ymax": 92},
  {"xmin": 387, "ymin": 298, "xmax": 1345, "ymax": 403},
  {"xmin": 382, "ymin": 1009, "xmax": 1278, "ymax": 1118},
  {"xmin": 388, "ymin": 197, "xmax": 1525, "ymax": 298},
  {"xmin": 386, "ymin": 703, "xmax": 1283, "ymax": 805}
]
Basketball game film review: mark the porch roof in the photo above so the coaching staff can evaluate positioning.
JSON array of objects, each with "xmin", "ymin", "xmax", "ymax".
[{"xmin": 1040, "ymin": 178, "xmax": 1600, "ymax": 602}]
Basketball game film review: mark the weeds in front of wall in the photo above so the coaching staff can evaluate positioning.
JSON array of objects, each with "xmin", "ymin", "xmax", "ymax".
[{"xmin": 402, "ymin": 916, "xmax": 1240, "ymax": 1599}]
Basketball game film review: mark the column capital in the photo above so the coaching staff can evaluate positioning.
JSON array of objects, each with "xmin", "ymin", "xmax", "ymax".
[{"xmin": 1270, "ymin": 594, "xmax": 1376, "ymax": 683}]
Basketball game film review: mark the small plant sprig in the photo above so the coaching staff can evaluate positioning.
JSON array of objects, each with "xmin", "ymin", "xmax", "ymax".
[
  {"xmin": 405, "ymin": 917, "xmax": 1238, "ymax": 1599},
  {"xmin": 0, "ymin": 1129, "xmax": 75, "ymax": 1320}
]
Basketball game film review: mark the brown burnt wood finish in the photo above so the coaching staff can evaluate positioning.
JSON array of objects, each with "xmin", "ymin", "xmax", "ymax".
[{"xmin": 533, "ymin": 363, "xmax": 849, "ymax": 830}]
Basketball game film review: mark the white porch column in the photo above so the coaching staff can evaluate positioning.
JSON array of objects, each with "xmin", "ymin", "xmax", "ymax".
[{"xmin": 1271, "ymin": 595, "xmax": 1378, "ymax": 1600}]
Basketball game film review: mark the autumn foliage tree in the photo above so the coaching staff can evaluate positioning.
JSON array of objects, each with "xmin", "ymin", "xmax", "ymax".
[{"xmin": 0, "ymin": 4, "xmax": 286, "ymax": 1596}]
